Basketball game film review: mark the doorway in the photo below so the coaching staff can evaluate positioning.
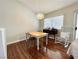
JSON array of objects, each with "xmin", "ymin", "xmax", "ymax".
[
  {"xmin": 76, "ymin": 13, "xmax": 78, "ymax": 39},
  {"xmin": 74, "ymin": 11, "xmax": 78, "ymax": 40}
]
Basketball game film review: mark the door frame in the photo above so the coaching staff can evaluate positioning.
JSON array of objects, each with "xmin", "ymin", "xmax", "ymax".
[{"xmin": 73, "ymin": 10, "xmax": 78, "ymax": 40}]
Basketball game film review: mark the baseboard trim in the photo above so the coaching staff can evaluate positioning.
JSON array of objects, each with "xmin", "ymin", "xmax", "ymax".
[{"xmin": 7, "ymin": 39, "xmax": 26, "ymax": 45}]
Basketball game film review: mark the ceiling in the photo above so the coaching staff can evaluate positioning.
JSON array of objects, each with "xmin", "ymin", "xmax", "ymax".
[{"xmin": 16, "ymin": 0, "xmax": 77, "ymax": 14}]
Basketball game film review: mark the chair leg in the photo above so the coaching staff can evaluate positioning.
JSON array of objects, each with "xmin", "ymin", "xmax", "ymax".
[{"xmin": 64, "ymin": 40, "xmax": 69, "ymax": 48}]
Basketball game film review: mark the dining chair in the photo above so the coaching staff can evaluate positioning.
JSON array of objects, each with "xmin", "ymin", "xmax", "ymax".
[
  {"xmin": 26, "ymin": 37, "xmax": 37, "ymax": 48},
  {"xmin": 25, "ymin": 33, "xmax": 36, "ymax": 48},
  {"xmin": 55, "ymin": 32, "xmax": 70, "ymax": 47}
]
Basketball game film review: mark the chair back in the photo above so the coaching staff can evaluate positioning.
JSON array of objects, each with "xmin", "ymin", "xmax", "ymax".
[
  {"xmin": 26, "ymin": 33, "xmax": 31, "ymax": 40},
  {"xmin": 60, "ymin": 32, "xmax": 70, "ymax": 40}
]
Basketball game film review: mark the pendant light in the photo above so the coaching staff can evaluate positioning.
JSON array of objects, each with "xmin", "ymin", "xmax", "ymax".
[
  {"xmin": 36, "ymin": 0, "xmax": 45, "ymax": 20},
  {"xmin": 37, "ymin": 13, "xmax": 45, "ymax": 20}
]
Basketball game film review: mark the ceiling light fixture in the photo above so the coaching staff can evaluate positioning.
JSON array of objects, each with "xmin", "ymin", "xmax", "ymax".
[
  {"xmin": 36, "ymin": 13, "xmax": 45, "ymax": 20},
  {"xmin": 36, "ymin": 0, "xmax": 45, "ymax": 20}
]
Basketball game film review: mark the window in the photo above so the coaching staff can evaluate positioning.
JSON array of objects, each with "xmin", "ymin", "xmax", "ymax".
[{"xmin": 44, "ymin": 15, "xmax": 64, "ymax": 29}]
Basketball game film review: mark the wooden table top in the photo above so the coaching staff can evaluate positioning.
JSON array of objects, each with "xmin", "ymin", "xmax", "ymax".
[{"xmin": 29, "ymin": 32, "xmax": 47, "ymax": 37}]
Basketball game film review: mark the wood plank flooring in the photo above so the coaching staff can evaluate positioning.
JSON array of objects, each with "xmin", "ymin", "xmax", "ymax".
[{"xmin": 7, "ymin": 39, "xmax": 70, "ymax": 59}]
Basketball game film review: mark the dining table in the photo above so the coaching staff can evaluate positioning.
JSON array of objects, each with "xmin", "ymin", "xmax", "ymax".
[{"xmin": 26, "ymin": 32, "xmax": 48, "ymax": 51}]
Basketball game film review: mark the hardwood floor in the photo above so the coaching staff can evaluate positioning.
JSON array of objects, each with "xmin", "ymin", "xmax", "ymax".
[{"xmin": 7, "ymin": 39, "xmax": 70, "ymax": 59}]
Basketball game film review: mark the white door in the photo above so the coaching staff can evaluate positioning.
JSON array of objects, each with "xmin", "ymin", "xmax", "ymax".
[
  {"xmin": 73, "ymin": 11, "xmax": 78, "ymax": 40},
  {"xmin": 76, "ymin": 13, "xmax": 78, "ymax": 39},
  {"xmin": 0, "ymin": 28, "xmax": 7, "ymax": 59}
]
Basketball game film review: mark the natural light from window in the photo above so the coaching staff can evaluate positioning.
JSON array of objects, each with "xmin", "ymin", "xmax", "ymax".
[{"xmin": 44, "ymin": 15, "xmax": 64, "ymax": 29}]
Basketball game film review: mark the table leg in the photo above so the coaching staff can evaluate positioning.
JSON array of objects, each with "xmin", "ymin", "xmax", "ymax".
[
  {"xmin": 46, "ymin": 34, "xmax": 48, "ymax": 45},
  {"xmin": 54, "ymin": 34, "xmax": 55, "ymax": 40},
  {"xmin": 45, "ymin": 34, "xmax": 48, "ymax": 52},
  {"xmin": 37, "ymin": 37, "xmax": 39, "ymax": 50}
]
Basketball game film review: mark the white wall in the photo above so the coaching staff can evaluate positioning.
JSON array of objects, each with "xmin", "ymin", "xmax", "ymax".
[
  {"xmin": 46, "ymin": 3, "xmax": 78, "ymax": 42},
  {"xmin": 0, "ymin": 0, "xmax": 39, "ymax": 44}
]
